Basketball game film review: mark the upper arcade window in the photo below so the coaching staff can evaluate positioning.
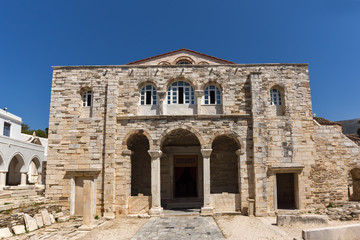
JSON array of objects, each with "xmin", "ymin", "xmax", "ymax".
[
  {"xmin": 167, "ymin": 81, "xmax": 195, "ymax": 104},
  {"xmin": 82, "ymin": 90, "xmax": 93, "ymax": 107},
  {"xmin": 204, "ymin": 85, "xmax": 221, "ymax": 105},
  {"xmin": 270, "ymin": 88, "xmax": 282, "ymax": 106},
  {"xmin": 176, "ymin": 60, "xmax": 192, "ymax": 65},
  {"xmin": 140, "ymin": 85, "xmax": 157, "ymax": 105}
]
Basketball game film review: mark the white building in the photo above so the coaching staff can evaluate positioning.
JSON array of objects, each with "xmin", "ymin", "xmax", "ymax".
[{"xmin": 0, "ymin": 108, "xmax": 47, "ymax": 187}]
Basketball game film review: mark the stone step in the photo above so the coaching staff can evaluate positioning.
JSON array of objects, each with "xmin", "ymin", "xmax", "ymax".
[
  {"xmin": 0, "ymin": 193, "xmax": 11, "ymax": 199},
  {"xmin": 165, "ymin": 198, "xmax": 203, "ymax": 209},
  {"xmin": 163, "ymin": 209, "xmax": 201, "ymax": 217}
]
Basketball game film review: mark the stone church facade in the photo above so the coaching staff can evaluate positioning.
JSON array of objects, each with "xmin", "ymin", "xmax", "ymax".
[{"xmin": 46, "ymin": 49, "xmax": 360, "ymax": 218}]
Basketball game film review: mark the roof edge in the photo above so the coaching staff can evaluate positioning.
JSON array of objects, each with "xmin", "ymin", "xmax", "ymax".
[
  {"xmin": 126, "ymin": 48, "xmax": 235, "ymax": 65},
  {"xmin": 52, "ymin": 63, "xmax": 309, "ymax": 69}
]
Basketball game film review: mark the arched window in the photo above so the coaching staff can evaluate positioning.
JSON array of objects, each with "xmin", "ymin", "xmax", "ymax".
[
  {"xmin": 82, "ymin": 90, "xmax": 93, "ymax": 107},
  {"xmin": 167, "ymin": 81, "xmax": 194, "ymax": 104},
  {"xmin": 204, "ymin": 85, "xmax": 221, "ymax": 104},
  {"xmin": 270, "ymin": 88, "xmax": 282, "ymax": 106},
  {"xmin": 140, "ymin": 85, "xmax": 157, "ymax": 105},
  {"xmin": 176, "ymin": 60, "xmax": 192, "ymax": 65}
]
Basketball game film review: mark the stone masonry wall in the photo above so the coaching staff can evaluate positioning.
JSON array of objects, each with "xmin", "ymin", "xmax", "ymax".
[
  {"xmin": 47, "ymin": 63, "xmax": 334, "ymax": 217},
  {"xmin": 310, "ymin": 124, "xmax": 360, "ymax": 208}
]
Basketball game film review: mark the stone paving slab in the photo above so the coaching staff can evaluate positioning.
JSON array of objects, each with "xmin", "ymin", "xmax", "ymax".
[{"xmin": 131, "ymin": 216, "xmax": 225, "ymax": 240}]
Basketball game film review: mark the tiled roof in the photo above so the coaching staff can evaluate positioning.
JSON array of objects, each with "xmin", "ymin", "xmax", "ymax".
[
  {"xmin": 345, "ymin": 134, "xmax": 360, "ymax": 146},
  {"xmin": 314, "ymin": 117, "xmax": 342, "ymax": 126},
  {"xmin": 126, "ymin": 48, "xmax": 235, "ymax": 65}
]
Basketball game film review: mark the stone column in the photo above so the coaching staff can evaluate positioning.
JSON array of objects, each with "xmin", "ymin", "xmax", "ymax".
[
  {"xmin": 158, "ymin": 91, "xmax": 166, "ymax": 115},
  {"xmin": 20, "ymin": 172, "xmax": 27, "ymax": 186},
  {"xmin": 195, "ymin": 90, "xmax": 203, "ymax": 115},
  {"xmin": 80, "ymin": 179, "xmax": 94, "ymax": 230},
  {"xmin": 148, "ymin": 149, "xmax": 163, "ymax": 216},
  {"xmin": 37, "ymin": 173, "xmax": 42, "ymax": 185},
  {"xmin": 201, "ymin": 149, "xmax": 213, "ymax": 215},
  {"xmin": 121, "ymin": 149, "xmax": 133, "ymax": 212},
  {"xmin": 0, "ymin": 172, "xmax": 6, "ymax": 187},
  {"xmin": 103, "ymin": 81, "xmax": 118, "ymax": 219},
  {"xmin": 236, "ymin": 149, "xmax": 248, "ymax": 214}
]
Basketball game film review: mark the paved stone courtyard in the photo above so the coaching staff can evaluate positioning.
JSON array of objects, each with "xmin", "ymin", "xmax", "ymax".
[{"xmin": 131, "ymin": 216, "xmax": 225, "ymax": 240}]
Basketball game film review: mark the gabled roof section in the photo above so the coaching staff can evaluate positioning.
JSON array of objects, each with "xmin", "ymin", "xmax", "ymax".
[
  {"xmin": 314, "ymin": 117, "xmax": 342, "ymax": 126},
  {"xmin": 126, "ymin": 48, "xmax": 235, "ymax": 65}
]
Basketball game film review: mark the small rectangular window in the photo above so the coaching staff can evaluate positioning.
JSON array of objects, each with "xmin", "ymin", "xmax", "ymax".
[
  {"xmin": 178, "ymin": 87, "xmax": 184, "ymax": 104},
  {"xmin": 3, "ymin": 122, "xmax": 10, "ymax": 137}
]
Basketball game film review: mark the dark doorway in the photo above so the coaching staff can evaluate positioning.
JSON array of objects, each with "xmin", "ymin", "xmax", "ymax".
[
  {"xmin": 276, "ymin": 173, "xmax": 296, "ymax": 209},
  {"xmin": 174, "ymin": 155, "xmax": 197, "ymax": 198}
]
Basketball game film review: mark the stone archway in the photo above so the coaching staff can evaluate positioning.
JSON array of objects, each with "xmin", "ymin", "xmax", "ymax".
[
  {"xmin": 127, "ymin": 132, "xmax": 151, "ymax": 196},
  {"xmin": 349, "ymin": 168, "xmax": 360, "ymax": 201},
  {"xmin": 210, "ymin": 135, "xmax": 240, "ymax": 194},
  {"xmin": 160, "ymin": 128, "xmax": 203, "ymax": 209},
  {"xmin": 28, "ymin": 157, "xmax": 41, "ymax": 184},
  {"xmin": 7, "ymin": 154, "xmax": 25, "ymax": 186}
]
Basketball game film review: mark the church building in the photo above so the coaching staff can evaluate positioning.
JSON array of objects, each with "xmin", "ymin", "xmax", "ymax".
[{"xmin": 46, "ymin": 49, "xmax": 360, "ymax": 218}]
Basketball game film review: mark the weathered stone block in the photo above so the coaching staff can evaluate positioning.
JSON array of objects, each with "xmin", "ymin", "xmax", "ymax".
[
  {"xmin": 24, "ymin": 214, "xmax": 38, "ymax": 232},
  {"xmin": 0, "ymin": 227, "xmax": 12, "ymax": 238},
  {"xmin": 302, "ymin": 224, "xmax": 360, "ymax": 240},
  {"xmin": 12, "ymin": 225, "xmax": 26, "ymax": 235},
  {"xmin": 277, "ymin": 214, "xmax": 328, "ymax": 226}
]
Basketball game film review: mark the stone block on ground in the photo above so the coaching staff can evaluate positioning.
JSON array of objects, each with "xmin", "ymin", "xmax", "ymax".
[
  {"xmin": 0, "ymin": 227, "xmax": 12, "ymax": 238},
  {"xmin": 277, "ymin": 214, "xmax": 328, "ymax": 226},
  {"xmin": 24, "ymin": 214, "xmax": 38, "ymax": 232},
  {"xmin": 34, "ymin": 213, "xmax": 44, "ymax": 228},
  {"xmin": 54, "ymin": 212, "xmax": 63, "ymax": 219},
  {"xmin": 302, "ymin": 224, "xmax": 360, "ymax": 240},
  {"xmin": 41, "ymin": 209, "xmax": 52, "ymax": 226},
  {"xmin": 49, "ymin": 214, "xmax": 55, "ymax": 224},
  {"xmin": 12, "ymin": 225, "xmax": 26, "ymax": 235},
  {"xmin": 58, "ymin": 215, "xmax": 70, "ymax": 222}
]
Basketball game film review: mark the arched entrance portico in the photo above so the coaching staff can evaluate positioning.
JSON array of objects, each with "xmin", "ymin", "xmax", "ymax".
[
  {"xmin": 160, "ymin": 128, "xmax": 203, "ymax": 209},
  {"xmin": 7, "ymin": 153, "xmax": 25, "ymax": 186}
]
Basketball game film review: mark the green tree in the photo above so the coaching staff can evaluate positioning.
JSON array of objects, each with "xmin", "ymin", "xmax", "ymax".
[
  {"xmin": 357, "ymin": 120, "xmax": 360, "ymax": 137},
  {"xmin": 21, "ymin": 123, "xmax": 48, "ymax": 138}
]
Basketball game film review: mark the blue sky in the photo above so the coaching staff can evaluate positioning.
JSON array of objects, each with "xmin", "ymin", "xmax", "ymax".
[{"xmin": 1, "ymin": 0, "xmax": 359, "ymax": 130}]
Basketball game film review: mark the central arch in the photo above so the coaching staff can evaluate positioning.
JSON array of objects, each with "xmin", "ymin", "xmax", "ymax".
[{"xmin": 160, "ymin": 128, "xmax": 203, "ymax": 209}]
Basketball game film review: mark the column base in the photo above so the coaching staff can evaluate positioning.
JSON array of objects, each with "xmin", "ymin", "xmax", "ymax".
[
  {"xmin": 149, "ymin": 207, "xmax": 163, "ymax": 216},
  {"xmin": 103, "ymin": 212, "xmax": 115, "ymax": 220},
  {"xmin": 78, "ymin": 224, "xmax": 95, "ymax": 231},
  {"xmin": 200, "ymin": 206, "xmax": 214, "ymax": 216}
]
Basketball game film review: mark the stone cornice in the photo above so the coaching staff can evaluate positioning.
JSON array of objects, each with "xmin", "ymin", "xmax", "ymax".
[
  {"xmin": 52, "ymin": 63, "xmax": 309, "ymax": 70},
  {"xmin": 117, "ymin": 114, "xmax": 251, "ymax": 121}
]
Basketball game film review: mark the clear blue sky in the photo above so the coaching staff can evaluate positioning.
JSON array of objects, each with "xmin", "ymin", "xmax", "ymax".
[{"xmin": 1, "ymin": 0, "xmax": 359, "ymax": 130}]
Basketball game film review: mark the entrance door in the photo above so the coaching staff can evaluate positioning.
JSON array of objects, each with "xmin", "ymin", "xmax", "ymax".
[
  {"xmin": 276, "ymin": 173, "xmax": 296, "ymax": 209},
  {"xmin": 174, "ymin": 155, "xmax": 197, "ymax": 198}
]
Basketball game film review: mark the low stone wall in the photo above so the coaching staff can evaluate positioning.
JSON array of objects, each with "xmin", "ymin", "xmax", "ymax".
[
  {"xmin": 210, "ymin": 193, "xmax": 240, "ymax": 213},
  {"xmin": 302, "ymin": 224, "xmax": 360, "ymax": 240},
  {"xmin": 128, "ymin": 195, "xmax": 150, "ymax": 214},
  {"xmin": 317, "ymin": 202, "xmax": 360, "ymax": 221},
  {"xmin": 0, "ymin": 204, "xmax": 62, "ymax": 228},
  {"xmin": 277, "ymin": 215, "xmax": 328, "ymax": 226}
]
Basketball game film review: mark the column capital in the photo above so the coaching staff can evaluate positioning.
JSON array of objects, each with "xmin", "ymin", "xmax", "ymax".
[
  {"xmin": 148, "ymin": 149, "xmax": 162, "ymax": 159},
  {"xmin": 121, "ymin": 149, "xmax": 133, "ymax": 156},
  {"xmin": 201, "ymin": 149, "xmax": 212, "ymax": 158},
  {"xmin": 236, "ymin": 149, "xmax": 244, "ymax": 156},
  {"xmin": 195, "ymin": 90, "xmax": 204, "ymax": 97},
  {"xmin": 157, "ymin": 91, "xmax": 166, "ymax": 99}
]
